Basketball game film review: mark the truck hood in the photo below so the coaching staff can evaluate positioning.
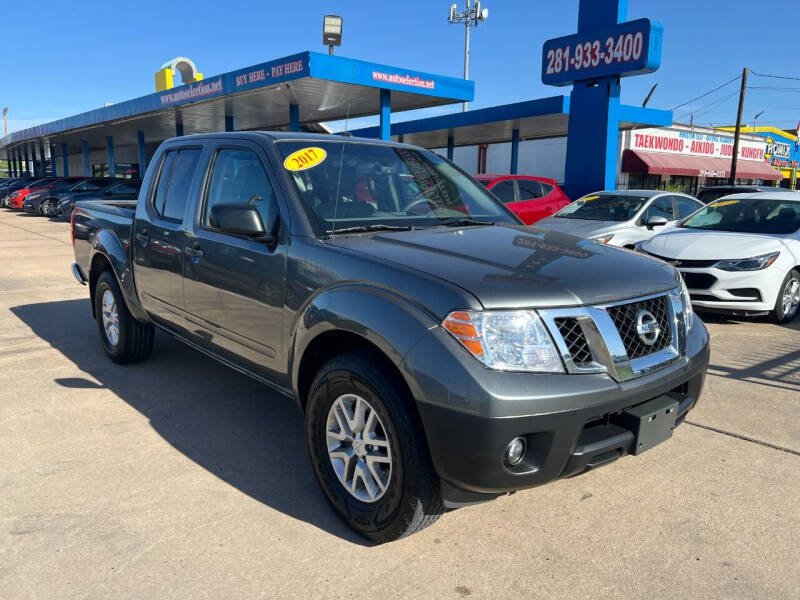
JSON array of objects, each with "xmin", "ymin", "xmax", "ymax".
[
  {"xmin": 329, "ymin": 224, "xmax": 679, "ymax": 309},
  {"xmin": 533, "ymin": 217, "xmax": 627, "ymax": 239},
  {"xmin": 641, "ymin": 229, "xmax": 787, "ymax": 260}
]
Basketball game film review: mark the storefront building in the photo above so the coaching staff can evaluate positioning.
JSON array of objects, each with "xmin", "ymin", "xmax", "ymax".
[
  {"xmin": 618, "ymin": 124, "xmax": 779, "ymax": 194},
  {"xmin": 717, "ymin": 126, "xmax": 799, "ymax": 190}
]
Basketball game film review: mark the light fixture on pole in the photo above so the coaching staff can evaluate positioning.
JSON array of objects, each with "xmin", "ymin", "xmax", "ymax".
[
  {"xmin": 323, "ymin": 15, "xmax": 343, "ymax": 56},
  {"xmin": 448, "ymin": 1, "xmax": 489, "ymax": 112},
  {"xmin": 2, "ymin": 107, "xmax": 7, "ymax": 137},
  {"xmin": 753, "ymin": 110, "xmax": 765, "ymax": 133}
]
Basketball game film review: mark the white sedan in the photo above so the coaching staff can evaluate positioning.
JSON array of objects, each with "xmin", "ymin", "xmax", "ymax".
[{"xmin": 637, "ymin": 192, "xmax": 800, "ymax": 323}]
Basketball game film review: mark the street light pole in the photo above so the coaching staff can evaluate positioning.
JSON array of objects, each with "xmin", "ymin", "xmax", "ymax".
[{"xmin": 448, "ymin": 1, "xmax": 489, "ymax": 112}]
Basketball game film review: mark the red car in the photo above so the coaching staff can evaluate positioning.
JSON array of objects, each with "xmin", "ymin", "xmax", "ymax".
[
  {"xmin": 8, "ymin": 177, "xmax": 89, "ymax": 210},
  {"xmin": 473, "ymin": 174, "xmax": 571, "ymax": 225}
]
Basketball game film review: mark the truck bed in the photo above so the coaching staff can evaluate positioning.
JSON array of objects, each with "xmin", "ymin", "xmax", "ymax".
[{"xmin": 72, "ymin": 199, "xmax": 136, "ymax": 278}]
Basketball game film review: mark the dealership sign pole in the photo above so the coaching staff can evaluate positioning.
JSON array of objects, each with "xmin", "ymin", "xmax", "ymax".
[{"xmin": 543, "ymin": 0, "xmax": 663, "ymax": 199}]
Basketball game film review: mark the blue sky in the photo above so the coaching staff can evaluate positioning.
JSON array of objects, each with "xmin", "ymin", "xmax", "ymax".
[{"xmin": 2, "ymin": 0, "xmax": 799, "ymax": 134}]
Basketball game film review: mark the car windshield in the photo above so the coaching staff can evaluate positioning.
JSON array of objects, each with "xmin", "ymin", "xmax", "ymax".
[
  {"xmin": 275, "ymin": 140, "xmax": 516, "ymax": 234},
  {"xmin": 554, "ymin": 193, "xmax": 648, "ymax": 221},
  {"xmin": 680, "ymin": 197, "xmax": 800, "ymax": 234}
]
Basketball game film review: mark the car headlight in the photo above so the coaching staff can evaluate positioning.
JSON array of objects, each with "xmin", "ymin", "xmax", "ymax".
[
  {"xmin": 443, "ymin": 310, "xmax": 564, "ymax": 373},
  {"xmin": 713, "ymin": 252, "xmax": 779, "ymax": 271},
  {"xmin": 590, "ymin": 234, "xmax": 615, "ymax": 244}
]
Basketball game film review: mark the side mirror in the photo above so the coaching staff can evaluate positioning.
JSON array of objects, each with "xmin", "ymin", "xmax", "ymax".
[
  {"xmin": 645, "ymin": 215, "xmax": 669, "ymax": 230},
  {"xmin": 209, "ymin": 202, "xmax": 278, "ymax": 243}
]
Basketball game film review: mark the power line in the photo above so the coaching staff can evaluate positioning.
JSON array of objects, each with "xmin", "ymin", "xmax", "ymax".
[
  {"xmin": 677, "ymin": 89, "xmax": 739, "ymax": 122},
  {"xmin": 747, "ymin": 85, "xmax": 800, "ymax": 92},
  {"xmin": 668, "ymin": 74, "xmax": 742, "ymax": 111},
  {"xmin": 750, "ymin": 70, "xmax": 800, "ymax": 82}
]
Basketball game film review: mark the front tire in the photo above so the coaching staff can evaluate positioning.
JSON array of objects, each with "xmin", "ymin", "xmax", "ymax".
[
  {"xmin": 93, "ymin": 270, "xmax": 154, "ymax": 363},
  {"xmin": 306, "ymin": 351, "xmax": 443, "ymax": 543},
  {"xmin": 771, "ymin": 269, "xmax": 800, "ymax": 324}
]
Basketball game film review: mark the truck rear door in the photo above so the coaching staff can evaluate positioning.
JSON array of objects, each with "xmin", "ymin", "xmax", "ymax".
[
  {"xmin": 132, "ymin": 144, "xmax": 203, "ymax": 332},
  {"xmin": 182, "ymin": 140, "xmax": 288, "ymax": 382}
]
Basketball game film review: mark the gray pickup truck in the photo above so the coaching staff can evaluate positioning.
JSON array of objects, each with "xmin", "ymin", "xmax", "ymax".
[{"xmin": 71, "ymin": 132, "xmax": 709, "ymax": 542}]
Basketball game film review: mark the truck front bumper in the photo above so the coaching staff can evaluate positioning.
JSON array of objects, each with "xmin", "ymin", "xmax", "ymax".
[{"xmin": 403, "ymin": 315, "xmax": 709, "ymax": 505}]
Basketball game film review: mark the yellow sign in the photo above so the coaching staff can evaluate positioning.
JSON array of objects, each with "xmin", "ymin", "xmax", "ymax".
[{"xmin": 283, "ymin": 147, "xmax": 327, "ymax": 171}]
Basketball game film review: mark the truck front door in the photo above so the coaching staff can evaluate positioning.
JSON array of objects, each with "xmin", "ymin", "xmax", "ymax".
[
  {"xmin": 132, "ymin": 145, "xmax": 203, "ymax": 333},
  {"xmin": 182, "ymin": 143, "xmax": 287, "ymax": 383}
]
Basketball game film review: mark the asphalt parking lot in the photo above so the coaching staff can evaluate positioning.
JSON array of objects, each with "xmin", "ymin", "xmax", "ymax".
[{"xmin": 1, "ymin": 208, "xmax": 798, "ymax": 599}]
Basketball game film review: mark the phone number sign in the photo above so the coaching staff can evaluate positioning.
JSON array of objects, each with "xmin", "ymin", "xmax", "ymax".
[{"xmin": 542, "ymin": 18, "xmax": 662, "ymax": 86}]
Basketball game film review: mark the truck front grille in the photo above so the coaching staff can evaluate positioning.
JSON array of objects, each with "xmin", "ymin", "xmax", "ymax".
[
  {"xmin": 605, "ymin": 296, "xmax": 672, "ymax": 359},
  {"xmin": 554, "ymin": 318, "xmax": 593, "ymax": 364},
  {"xmin": 540, "ymin": 291, "xmax": 683, "ymax": 382}
]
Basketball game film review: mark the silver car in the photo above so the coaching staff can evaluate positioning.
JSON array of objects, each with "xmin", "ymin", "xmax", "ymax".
[{"xmin": 534, "ymin": 190, "xmax": 704, "ymax": 248}]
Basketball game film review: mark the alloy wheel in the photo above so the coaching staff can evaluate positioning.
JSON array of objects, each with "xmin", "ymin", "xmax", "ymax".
[
  {"xmin": 782, "ymin": 277, "xmax": 800, "ymax": 318},
  {"xmin": 101, "ymin": 289, "xmax": 120, "ymax": 347},
  {"xmin": 325, "ymin": 393, "xmax": 392, "ymax": 503}
]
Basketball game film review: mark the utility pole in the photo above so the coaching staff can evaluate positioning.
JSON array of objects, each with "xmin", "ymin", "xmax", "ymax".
[
  {"xmin": 448, "ymin": 1, "xmax": 489, "ymax": 112},
  {"xmin": 729, "ymin": 67, "xmax": 749, "ymax": 186}
]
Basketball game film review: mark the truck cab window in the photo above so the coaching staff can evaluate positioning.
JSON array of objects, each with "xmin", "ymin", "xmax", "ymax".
[
  {"xmin": 162, "ymin": 148, "xmax": 201, "ymax": 221},
  {"xmin": 203, "ymin": 148, "xmax": 276, "ymax": 229}
]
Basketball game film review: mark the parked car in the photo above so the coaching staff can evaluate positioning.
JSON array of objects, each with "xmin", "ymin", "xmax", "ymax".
[
  {"xmin": 473, "ymin": 174, "xmax": 571, "ymax": 224},
  {"xmin": 637, "ymin": 192, "xmax": 800, "ymax": 323},
  {"xmin": 7, "ymin": 178, "xmax": 60, "ymax": 209},
  {"xmin": 57, "ymin": 179, "xmax": 141, "ymax": 220},
  {"xmin": 696, "ymin": 185, "xmax": 780, "ymax": 205},
  {"xmin": 71, "ymin": 132, "xmax": 708, "ymax": 542},
  {"xmin": 534, "ymin": 190, "xmax": 703, "ymax": 248},
  {"xmin": 23, "ymin": 178, "xmax": 115, "ymax": 216},
  {"xmin": 0, "ymin": 177, "xmax": 38, "ymax": 207}
]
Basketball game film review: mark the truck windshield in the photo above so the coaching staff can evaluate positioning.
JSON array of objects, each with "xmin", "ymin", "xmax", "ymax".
[
  {"xmin": 275, "ymin": 140, "xmax": 516, "ymax": 234},
  {"xmin": 679, "ymin": 197, "xmax": 800, "ymax": 234},
  {"xmin": 554, "ymin": 194, "xmax": 648, "ymax": 221}
]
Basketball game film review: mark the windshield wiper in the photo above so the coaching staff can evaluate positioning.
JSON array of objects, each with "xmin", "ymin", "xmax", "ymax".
[
  {"xmin": 437, "ymin": 217, "xmax": 495, "ymax": 227},
  {"xmin": 327, "ymin": 224, "xmax": 415, "ymax": 235}
]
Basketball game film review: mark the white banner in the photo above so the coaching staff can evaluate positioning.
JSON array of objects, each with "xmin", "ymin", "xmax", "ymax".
[{"xmin": 630, "ymin": 128, "xmax": 767, "ymax": 161}]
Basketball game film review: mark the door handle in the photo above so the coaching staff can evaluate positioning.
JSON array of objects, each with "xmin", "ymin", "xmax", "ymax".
[{"xmin": 184, "ymin": 245, "xmax": 204, "ymax": 258}]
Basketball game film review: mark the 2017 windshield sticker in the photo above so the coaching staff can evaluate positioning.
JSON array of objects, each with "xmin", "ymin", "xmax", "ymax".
[
  {"xmin": 711, "ymin": 200, "xmax": 739, "ymax": 208},
  {"xmin": 579, "ymin": 195, "xmax": 600, "ymax": 202},
  {"xmin": 284, "ymin": 147, "xmax": 327, "ymax": 171}
]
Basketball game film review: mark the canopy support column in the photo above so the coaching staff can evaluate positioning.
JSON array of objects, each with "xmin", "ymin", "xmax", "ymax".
[
  {"xmin": 447, "ymin": 136, "xmax": 454, "ymax": 161},
  {"xmin": 289, "ymin": 104, "xmax": 299, "ymax": 132},
  {"xmin": 61, "ymin": 143, "xmax": 69, "ymax": 176},
  {"xmin": 82, "ymin": 141, "xmax": 90, "ymax": 176},
  {"xmin": 107, "ymin": 136, "xmax": 116, "ymax": 178},
  {"xmin": 137, "ymin": 131, "xmax": 147, "ymax": 177},
  {"xmin": 225, "ymin": 115, "xmax": 235, "ymax": 132},
  {"xmin": 510, "ymin": 129, "xmax": 520, "ymax": 175},
  {"xmin": 379, "ymin": 89, "xmax": 391, "ymax": 141}
]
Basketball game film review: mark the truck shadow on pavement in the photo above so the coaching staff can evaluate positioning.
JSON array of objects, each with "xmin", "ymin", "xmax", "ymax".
[{"xmin": 11, "ymin": 299, "xmax": 372, "ymax": 546}]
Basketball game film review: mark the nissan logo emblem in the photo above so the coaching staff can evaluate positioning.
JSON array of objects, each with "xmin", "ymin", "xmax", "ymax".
[{"xmin": 635, "ymin": 309, "xmax": 661, "ymax": 346}]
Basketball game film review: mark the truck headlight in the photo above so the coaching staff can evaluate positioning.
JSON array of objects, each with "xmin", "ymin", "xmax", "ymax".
[
  {"xmin": 443, "ymin": 310, "xmax": 564, "ymax": 373},
  {"xmin": 673, "ymin": 271, "xmax": 693, "ymax": 334},
  {"xmin": 713, "ymin": 252, "xmax": 779, "ymax": 271}
]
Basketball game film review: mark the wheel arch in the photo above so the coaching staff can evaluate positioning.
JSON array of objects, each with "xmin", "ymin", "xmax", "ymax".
[
  {"xmin": 291, "ymin": 285, "xmax": 437, "ymax": 414},
  {"xmin": 87, "ymin": 229, "xmax": 148, "ymax": 322}
]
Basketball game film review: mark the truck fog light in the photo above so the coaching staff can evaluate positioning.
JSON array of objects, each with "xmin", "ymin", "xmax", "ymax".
[{"xmin": 505, "ymin": 437, "xmax": 526, "ymax": 466}]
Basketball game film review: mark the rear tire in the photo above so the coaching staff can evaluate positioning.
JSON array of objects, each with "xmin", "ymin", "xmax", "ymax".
[
  {"xmin": 306, "ymin": 351, "xmax": 443, "ymax": 543},
  {"xmin": 93, "ymin": 270, "xmax": 154, "ymax": 363},
  {"xmin": 770, "ymin": 269, "xmax": 800, "ymax": 324}
]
